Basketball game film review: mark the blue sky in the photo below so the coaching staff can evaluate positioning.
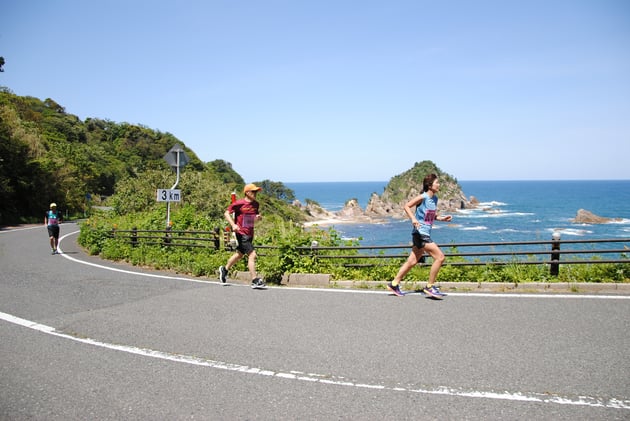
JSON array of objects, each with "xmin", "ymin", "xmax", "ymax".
[{"xmin": 2, "ymin": 0, "xmax": 629, "ymax": 182}]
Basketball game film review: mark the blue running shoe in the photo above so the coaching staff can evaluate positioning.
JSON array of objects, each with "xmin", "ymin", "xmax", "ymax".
[
  {"xmin": 433, "ymin": 285, "xmax": 447, "ymax": 296},
  {"xmin": 387, "ymin": 282, "xmax": 404, "ymax": 297},
  {"xmin": 422, "ymin": 285, "xmax": 444, "ymax": 299}
]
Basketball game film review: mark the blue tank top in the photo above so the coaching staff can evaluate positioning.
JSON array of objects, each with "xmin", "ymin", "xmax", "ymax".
[
  {"xmin": 46, "ymin": 210, "xmax": 60, "ymax": 226},
  {"xmin": 413, "ymin": 193, "xmax": 437, "ymax": 236}
]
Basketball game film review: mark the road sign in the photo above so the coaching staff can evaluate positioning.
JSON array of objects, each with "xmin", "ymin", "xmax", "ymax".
[
  {"xmin": 156, "ymin": 189, "xmax": 182, "ymax": 202},
  {"xmin": 163, "ymin": 143, "xmax": 190, "ymax": 170}
]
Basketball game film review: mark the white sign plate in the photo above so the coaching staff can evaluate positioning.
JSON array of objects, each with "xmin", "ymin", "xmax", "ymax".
[{"xmin": 156, "ymin": 189, "xmax": 182, "ymax": 202}]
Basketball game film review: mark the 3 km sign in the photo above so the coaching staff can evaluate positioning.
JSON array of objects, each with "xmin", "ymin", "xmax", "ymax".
[{"xmin": 156, "ymin": 189, "xmax": 181, "ymax": 202}]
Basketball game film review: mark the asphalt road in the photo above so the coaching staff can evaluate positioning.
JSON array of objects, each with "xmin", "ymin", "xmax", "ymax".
[{"xmin": 1, "ymin": 222, "xmax": 629, "ymax": 420}]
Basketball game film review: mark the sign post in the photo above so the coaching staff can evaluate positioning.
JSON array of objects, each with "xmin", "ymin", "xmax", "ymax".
[{"xmin": 161, "ymin": 144, "xmax": 189, "ymax": 227}]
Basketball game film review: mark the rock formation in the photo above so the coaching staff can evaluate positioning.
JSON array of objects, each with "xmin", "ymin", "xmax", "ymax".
[
  {"xmin": 337, "ymin": 199, "xmax": 363, "ymax": 219},
  {"xmin": 301, "ymin": 201, "xmax": 336, "ymax": 221},
  {"xmin": 364, "ymin": 162, "xmax": 474, "ymax": 219},
  {"xmin": 571, "ymin": 209, "xmax": 622, "ymax": 224},
  {"xmin": 298, "ymin": 161, "xmax": 479, "ymax": 225}
]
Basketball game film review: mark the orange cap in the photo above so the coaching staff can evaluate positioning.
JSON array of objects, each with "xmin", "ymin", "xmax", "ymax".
[{"xmin": 243, "ymin": 183, "xmax": 262, "ymax": 193}]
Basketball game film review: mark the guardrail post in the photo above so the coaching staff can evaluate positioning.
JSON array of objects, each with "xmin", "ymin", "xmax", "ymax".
[
  {"xmin": 163, "ymin": 225, "xmax": 172, "ymax": 246},
  {"xmin": 550, "ymin": 232, "xmax": 561, "ymax": 276},
  {"xmin": 311, "ymin": 240, "xmax": 319, "ymax": 263},
  {"xmin": 213, "ymin": 227, "xmax": 220, "ymax": 250},
  {"xmin": 131, "ymin": 226, "xmax": 138, "ymax": 247}
]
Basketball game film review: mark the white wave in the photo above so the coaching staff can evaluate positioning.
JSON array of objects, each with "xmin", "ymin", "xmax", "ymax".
[
  {"xmin": 456, "ymin": 209, "xmax": 477, "ymax": 215},
  {"xmin": 458, "ymin": 211, "xmax": 534, "ymax": 219},
  {"xmin": 461, "ymin": 226, "xmax": 488, "ymax": 231},
  {"xmin": 477, "ymin": 201, "xmax": 507, "ymax": 207},
  {"xmin": 569, "ymin": 218, "xmax": 630, "ymax": 226},
  {"xmin": 547, "ymin": 228, "xmax": 593, "ymax": 237},
  {"xmin": 608, "ymin": 218, "xmax": 630, "ymax": 225}
]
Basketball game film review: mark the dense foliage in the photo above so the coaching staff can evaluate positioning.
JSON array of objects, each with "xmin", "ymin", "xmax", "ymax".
[{"xmin": 0, "ymin": 88, "xmax": 304, "ymax": 225}]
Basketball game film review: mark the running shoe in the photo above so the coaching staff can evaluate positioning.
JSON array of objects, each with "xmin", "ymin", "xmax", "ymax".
[
  {"xmin": 386, "ymin": 282, "xmax": 404, "ymax": 297},
  {"xmin": 219, "ymin": 266, "xmax": 228, "ymax": 283},
  {"xmin": 251, "ymin": 278, "xmax": 266, "ymax": 289},
  {"xmin": 422, "ymin": 285, "xmax": 444, "ymax": 298},
  {"xmin": 433, "ymin": 285, "xmax": 447, "ymax": 296}
]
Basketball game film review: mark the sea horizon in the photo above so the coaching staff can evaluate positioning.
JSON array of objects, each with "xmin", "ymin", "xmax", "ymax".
[{"xmin": 284, "ymin": 178, "xmax": 630, "ymax": 183}]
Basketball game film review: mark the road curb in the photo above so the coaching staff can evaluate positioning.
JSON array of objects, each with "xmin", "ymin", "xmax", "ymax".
[
  {"xmin": 232, "ymin": 272, "xmax": 630, "ymax": 294},
  {"xmin": 320, "ymin": 280, "xmax": 630, "ymax": 295}
]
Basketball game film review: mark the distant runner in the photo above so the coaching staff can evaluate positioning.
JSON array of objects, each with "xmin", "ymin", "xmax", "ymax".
[{"xmin": 45, "ymin": 203, "xmax": 62, "ymax": 254}]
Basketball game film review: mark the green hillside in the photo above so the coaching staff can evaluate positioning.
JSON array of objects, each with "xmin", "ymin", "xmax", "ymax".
[{"xmin": 0, "ymin": 88, "xmax": 302, "ymax": 225}]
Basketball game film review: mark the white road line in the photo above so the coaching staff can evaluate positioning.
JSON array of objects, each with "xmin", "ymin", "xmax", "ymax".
[
  {"xmin": 1, "ymin": 310, "xmax": 628, "ymax": 410},
  {"xmin": 0, "ymin": 225, "xmax": 42, "ymax": 233},
  {"xmin": 57, "ymin": 230, "xmax": 209, "ymax": 283}
]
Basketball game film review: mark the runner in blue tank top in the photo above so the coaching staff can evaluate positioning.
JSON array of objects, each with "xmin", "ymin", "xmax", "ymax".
[
  {"xmin": 45, "ymin": 203, "xmax": 62, "ymax": 254},
  {"xmin": 387, "ymin": 174, "xmax": 452, "ymax": 298}
]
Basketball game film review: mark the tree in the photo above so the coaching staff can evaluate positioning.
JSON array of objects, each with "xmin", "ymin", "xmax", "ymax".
[
  {"xmin": 0, "ymin": 56, "xmax": 5, "ymax": 72},
  {"xmin": 206, "ymin": 159, "xmax": 244, "ymax": 185},
  {"xmin": 256, "ymin": 179, "xmax": 296, "ymax": 202}
]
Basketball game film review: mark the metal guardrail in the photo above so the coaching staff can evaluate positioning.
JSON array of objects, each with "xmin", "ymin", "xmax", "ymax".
[
  {"xmin": 110, "ymin": 227, "xmax": 225, "ymax": 250},
  {"xmin": 264, "ymin": 238, "xmax": 630, "ymax": 276},
  {"xmin": 109, "ymin": 228, "xmax": 629, "ymax": 277}
]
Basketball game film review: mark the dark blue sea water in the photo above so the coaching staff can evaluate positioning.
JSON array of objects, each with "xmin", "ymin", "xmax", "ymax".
[{"xmin": 285, "ymin": 180, "xmax": 630, "ymax": 248}]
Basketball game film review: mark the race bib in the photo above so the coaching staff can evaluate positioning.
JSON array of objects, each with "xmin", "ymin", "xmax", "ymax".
[{"xmin": 242, "ymin": 214, "xmax": 256, "ymax": 228}]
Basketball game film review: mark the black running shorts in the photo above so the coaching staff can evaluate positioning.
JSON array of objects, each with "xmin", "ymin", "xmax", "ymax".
[
  {"xmin": 235, "ymin": 233, "xmax": 255, "ymax": 255},
  {"xmin": 412, "ymin": 232, "xmax": 432, "ymax": 249},
  {"xmin": 47, "ymin": 225, "xmax": 60, "ymax": 239}
]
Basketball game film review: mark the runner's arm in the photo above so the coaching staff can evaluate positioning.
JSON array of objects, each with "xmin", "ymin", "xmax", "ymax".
[
  {"xmin": 224, "ymin": 209, "xmax": 237, "ymax": 231},
  {"xmin": 403, "ymin": 195, "xmax": 424, "ymax": 228}
]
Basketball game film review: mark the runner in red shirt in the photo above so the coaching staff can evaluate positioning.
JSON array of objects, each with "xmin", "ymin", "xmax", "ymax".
[{"xmin": 219, "ymin": 184, "xmax": 265, "ymax": 288}]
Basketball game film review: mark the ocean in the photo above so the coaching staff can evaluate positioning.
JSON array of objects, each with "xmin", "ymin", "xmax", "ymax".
[{"xmin": 285, "ymin": 180, "xmax": 630, "ymax": 248}]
